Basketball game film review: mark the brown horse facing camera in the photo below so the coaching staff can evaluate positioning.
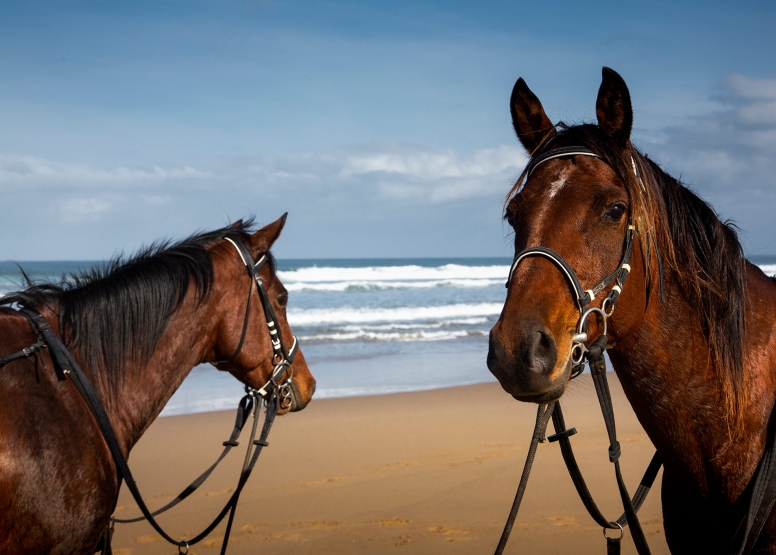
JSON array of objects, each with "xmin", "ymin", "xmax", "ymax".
[
  {"xmin": 0, "ymin": 215, "xmax": 316, "ymax": 554},
  {"xmin": 488, "ymin": 68, "xmax": 776, "ymax": 554}
]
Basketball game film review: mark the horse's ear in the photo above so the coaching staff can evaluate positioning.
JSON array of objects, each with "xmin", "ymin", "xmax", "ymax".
[
  {"xmin": 248, "ymin": 213, "xmax": 288, "ymax": 254},
  {"xmin": 596, "ymin": 67, "xmax": 633, "ymax": 145},
  {"xmin": 510, "ymin": 77, "xmax": 555, "ymax": 154},
  {"xmin": 231, "ymin": 219, "xmax": 243, "ymax": 228}
]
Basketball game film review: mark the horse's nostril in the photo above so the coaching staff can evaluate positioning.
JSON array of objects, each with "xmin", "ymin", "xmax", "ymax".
[{"xmin": 520, "ymin": 327, "xmax": 557, "ymax": 375}]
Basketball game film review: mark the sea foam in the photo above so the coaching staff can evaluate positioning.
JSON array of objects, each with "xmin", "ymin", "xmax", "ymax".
[{"xmin": 287, "ymin": 302, "xmax": 503, "ymax": 326}]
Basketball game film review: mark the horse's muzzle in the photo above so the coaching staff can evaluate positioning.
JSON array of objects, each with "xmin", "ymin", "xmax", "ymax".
[
  {"xmin": 289, "ymin": 378, "xmax": 315, "ymax": 412},
  {"xmin": 487, "ymin": 326, "xmax": 567, "ymax": 402}
]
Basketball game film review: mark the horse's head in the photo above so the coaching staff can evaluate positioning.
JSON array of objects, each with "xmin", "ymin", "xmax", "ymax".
[
  {"xmin": 209, "ymin": 214, "xmax": 316, "ymax": 414},
  {"xmin": 488, "ymin": 68, "xmax": 651, "ymax": 403}
]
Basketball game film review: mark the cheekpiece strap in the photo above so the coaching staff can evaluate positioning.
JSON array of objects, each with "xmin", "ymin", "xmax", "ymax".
[{"xmin": 224, "ymin": 237, "xmax": 268, "ymax": 279}]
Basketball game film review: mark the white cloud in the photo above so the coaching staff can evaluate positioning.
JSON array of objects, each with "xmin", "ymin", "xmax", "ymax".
[
  {"xmin": 723, "ymin": 74, "xmax": 776, "ymax": 102},
  {"xmin": 141, "ymin": 194, "xmax": 172, "ymax": 206},
  {"xmin": 57, "ymin": 197, "xmax": 115, "ymax": 223},
  {"xmin": 324, "ymin": 145, "xmax": 527, "ymax": 203},
  {"xmin": 646, "ymin": 74, "xmax": 776, "ymax": 178},
  {"xmin": 0, "ymin": 154, "xmax": 210, "ymax": 189},
  {"xmin": 0, "ymin": 144, "xmax": 529, "ymax": 211},
  {"xmin": 640, "ymin": 73, "xmax": 776, "ymax": 249},
  {"xmin": 341, "ymin": 145, "xmax": 527, "ymax": 181},
  {"xmin": 217, "ymin": 144, "xmax": 528, "ymax": 203}
]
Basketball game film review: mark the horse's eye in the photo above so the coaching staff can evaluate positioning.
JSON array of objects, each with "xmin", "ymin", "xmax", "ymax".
[
  {"xmin": 277, "ymin": 294, "xmax": 289, "ymax": 308},
  {"xmin": 606, "ymin": 203, "xmax": 627, "ymax": 222}
]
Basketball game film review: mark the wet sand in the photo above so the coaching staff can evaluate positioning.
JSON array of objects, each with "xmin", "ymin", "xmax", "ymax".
[{"xmin": 111, "ymin": 375, "xmax": 670, "ymax": 554}]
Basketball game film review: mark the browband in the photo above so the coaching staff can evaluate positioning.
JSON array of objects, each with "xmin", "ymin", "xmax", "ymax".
[{"xmin": 525, "ymin": 146, "xmax": 600, "ymax": 179}]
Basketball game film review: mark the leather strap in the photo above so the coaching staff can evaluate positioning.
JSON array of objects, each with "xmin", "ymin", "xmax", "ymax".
[
  {"xmin": 735, "ymin": 419, "xmax": 776, "ymax": 554},
  {"xmin": 585, "ymin": 336, "xmax": 652, "ymax": 555},
  {"xmin": 21, "ymin": 307, "xmax": 278, "ymax": 552},
  {"xmin": 493, "ymin": 403, "xmax": 555, "ymax": 555},
  {"xmin": 0, "ymin": 340, "xmax": 46, "ymax": 368},
  {"xmin": 113, "ymin": 392, "xmax": 259, "ymax": 524},
  {"xmin": 551, "ymin": 403, "xmax": 662, "ymax": 529},
  {"xmin": 524, "ymin": 146, "xmax": 601, "ymax": 179},
  {"xmin": 493, "ymin": 336, "xmax": 662, "ymax": 555}
]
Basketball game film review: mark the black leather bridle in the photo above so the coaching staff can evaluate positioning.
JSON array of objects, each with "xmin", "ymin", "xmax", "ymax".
[
  {"xmin": 498, "ymin": 146, "xmax": 776, "ymax": 555},
  {"xmin": 215, "ymin": 237, "xmax": 299, "ymax": 409},
  {"xmin": 496, "ymin": 146, "xmax": 660, "ymax": 555},
  {"xmin": 505, "ymin": 146, "xmax": 639, "ymax": 371},
  {"xmin": 0, "ymin": 236, "xmax": 300, "ymax": 554}
]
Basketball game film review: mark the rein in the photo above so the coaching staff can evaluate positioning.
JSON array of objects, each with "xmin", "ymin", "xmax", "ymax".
[
  {"xmin": 2, "ymin": 237, "xmax": 296, "ymax": 555},
  {"xmin": 496, "ymin": 145, "xmax": 776, "ymax": 554}
]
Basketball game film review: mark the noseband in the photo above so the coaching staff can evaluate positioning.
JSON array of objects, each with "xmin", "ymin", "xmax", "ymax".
[
  {"xmin": 505, "ymin": 146, "xmax": 640, "ymax": 369},
  {"xmin": 216, "ymin": 237, "xmax": 298, "ymax": 409}
]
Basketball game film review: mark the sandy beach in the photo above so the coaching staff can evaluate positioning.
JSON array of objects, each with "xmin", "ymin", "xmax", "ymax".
[{"xmin": 111, "ymin": 375, "xmax": 670, "ymax": 554}]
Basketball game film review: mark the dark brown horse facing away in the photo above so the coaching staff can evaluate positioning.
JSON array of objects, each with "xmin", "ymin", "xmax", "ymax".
[
  {"xmin": 0, "ymin": 215, "xmax": 316, "ymax": 554},
  {"xmin": 488, "ymin": 68, "xmax": 776, "ymax": 554}
]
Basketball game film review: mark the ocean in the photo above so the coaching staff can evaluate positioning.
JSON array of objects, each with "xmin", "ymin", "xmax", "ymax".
[{"xmin": 2, "ymin": 256, "xmax": 776, "ymax": 416}]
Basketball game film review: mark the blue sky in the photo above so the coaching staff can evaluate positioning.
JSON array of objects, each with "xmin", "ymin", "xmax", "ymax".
[{"xmin": 1, "ymin": 0, "xmax": 775, "ymax": 259}]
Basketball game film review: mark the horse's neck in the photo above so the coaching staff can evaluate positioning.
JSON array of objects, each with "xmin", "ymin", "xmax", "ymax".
[
  {"xmin": 97, "ymin": 297, "xmax": 215, "ymax": 453},
  {"xmin": 609, "ymin": 265, "xmax": 776, "ymax": 501}
]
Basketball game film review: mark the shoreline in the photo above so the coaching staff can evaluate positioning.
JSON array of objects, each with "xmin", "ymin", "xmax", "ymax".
[
  {"xmin": 160, "ymin": 377, "xmax": 498, "ymax": 417},
  {"xmin": 162, "ymin": 337, "xmax": 494, "ymax": 417},
  {"xmin": 113, "ymin": 377, "xmax": 670, "ymax": 554}
]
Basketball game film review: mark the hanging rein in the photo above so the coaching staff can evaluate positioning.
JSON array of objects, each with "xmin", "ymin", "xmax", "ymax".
[
  {"xmin": 0, "ymin": 237, "xmax": 296, "ymax": 555},
  {"xmin": 494, "ymin": 147, "xmax": 776, "ymax": 555}
]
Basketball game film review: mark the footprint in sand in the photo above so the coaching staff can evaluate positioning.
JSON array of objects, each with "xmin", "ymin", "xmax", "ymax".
[
  {"xmin": 371, "ymin": 517, "xmax": 413, "ymax": 527},
  {"xmin": 393, "ymin": 534, "xmax": 419, "ymax": 546},
  {"xmin": 313, "ymin": 521, "xmax": 342, "ymax": 529},
  {"xmin": 135, "ymin": 535, "xmax": 164, "ymax": 543},
  {"xmin": 376, "ymin": 461, "xmax": 419, "ymax": 471},
  {"xmin": 266, "ymin": 532, "xmax": 302, "ymax": 541},
  {"xmin": 450, "ymin": 453, "xmax": 510, "ymax": 467},
  {"xmin": 201, "ymin": 488, "xmax": 234, "ymax": 497},
  {"xmin": 623, "ymin": 436, "xmax": 645, "ymax": 442},
  {"xmin": 301, "ymin": 476, "xmax": 345, "ymax": 487},
  {"xmin": 429, "ymin": 525, "xmax": 470, "ymax": 540},
  {"xmin": 428, "ymin": 526, "xmax": 468, "ymax": 536},
  {"xmin": 240, "ymin": 524, "xmax": 265, "ymax": 534},
  {"xmin": 288, "ymin": 520, "xmax": 344, "ymax": 529},
  {"xmin": 545, "ymin": 516, "xmax": 579, "ymax": 527}
]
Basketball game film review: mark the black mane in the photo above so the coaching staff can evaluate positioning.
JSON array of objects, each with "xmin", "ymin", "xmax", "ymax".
[{"xmin": 1, "ymin": 219, "xmax": 258, "ymax": 392}]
